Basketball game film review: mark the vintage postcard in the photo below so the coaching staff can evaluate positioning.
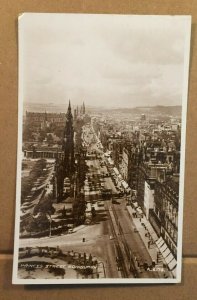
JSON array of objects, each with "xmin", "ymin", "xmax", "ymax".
[{"xmin": 13, "ymin": 13, "xmax": 191, "ymax": 284}]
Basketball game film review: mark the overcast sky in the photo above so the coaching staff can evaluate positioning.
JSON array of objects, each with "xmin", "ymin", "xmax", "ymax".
[{"xmin": 19, "ymin": 13, "xmax": 191, "ymax": 108}]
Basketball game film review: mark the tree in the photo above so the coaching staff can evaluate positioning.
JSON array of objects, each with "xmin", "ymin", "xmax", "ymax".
[
  {"xmin": 26, "ymin": 212, "xmax": 52, "ymax": 233},
  {"xmin": 61, "ymin": 206, "xmax": 66, "ymax": 218},
  {"xmin": 73, "ymin": 195, "xmax": 86, "ymax": 225},
  {"xmin": 38, "ymin": 130, "xmax": 47, "ymax": 142},
  {"xmin": 91, "ymin": 207, "xmax": 96, "ymax": 218},
  {"xmin": 47, "ymin": 133, "xmax": 54, "ymax": 144},
  {"xmin": 21, "ymin": 159, "xmax": 47, "ymax": 203},
  {"xmin": 33, "ymin": 196, "xmax": 55, "ymax": 215},
  {"xmin": 23, "ymin": 122, "xmax": 35, "ymax": 141}
]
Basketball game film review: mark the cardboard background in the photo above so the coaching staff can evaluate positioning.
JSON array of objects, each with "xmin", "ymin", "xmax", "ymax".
[{"xmin": 0, "ymin": 0, "xmax": 197, "ymax": 298}]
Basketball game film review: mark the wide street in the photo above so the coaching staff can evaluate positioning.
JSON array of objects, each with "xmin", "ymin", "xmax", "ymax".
[{"xmin": 20, "ymin": 124, "xmax": 159, "ymax": 278}]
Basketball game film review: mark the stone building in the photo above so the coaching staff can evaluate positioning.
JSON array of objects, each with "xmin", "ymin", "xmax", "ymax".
[
  {"xmin": 153, "ymin": 176, "xmax": 179, "ymax": 258},
  {"xmin": 25, "ymin": 111, "xmax": 66, "ymax": 132}
]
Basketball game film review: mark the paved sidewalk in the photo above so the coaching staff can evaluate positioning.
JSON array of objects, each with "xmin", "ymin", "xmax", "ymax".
[
  {"xmin": 127, "ymin": 206, "xmax": 158, "ymax": 262},
  {"xmin": 126, "ymin": 205, "xmax": 174, "ymax": 278}
]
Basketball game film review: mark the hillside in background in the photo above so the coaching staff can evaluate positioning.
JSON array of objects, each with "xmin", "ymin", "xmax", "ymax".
[
  {"xmin": 24, "ymin": 102, "xmax": 181, "ymax": 117},
  {"xmin": 110, "ymin": 105, "xmax": 182, "ymax": 116}
]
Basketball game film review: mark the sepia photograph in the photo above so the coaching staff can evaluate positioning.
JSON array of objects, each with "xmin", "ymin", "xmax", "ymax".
[{"xmin": 13, "ymin": 13, "xmax": 191, "ymax": 284}]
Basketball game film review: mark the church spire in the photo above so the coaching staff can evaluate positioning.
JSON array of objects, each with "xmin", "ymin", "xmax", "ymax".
[
  {"xmin": 63, "ymin": 100, "xmax": 74, "ymax": 178},
  {"xmin": 67, "ymin": 100, "xmax": 71, "ymax": 113},
  {"xmin": 66, "ymin": 100, "xmax": 73, "ymax": 120},
  {"xmin": 68, "ymin": 99, "xmax": 71, "ymax": 110}
]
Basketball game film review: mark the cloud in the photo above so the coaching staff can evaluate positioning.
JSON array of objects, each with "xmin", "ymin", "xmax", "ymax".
[{"xmin": 21, "ymin": 13, "xmax": 190, "ymax": 108}]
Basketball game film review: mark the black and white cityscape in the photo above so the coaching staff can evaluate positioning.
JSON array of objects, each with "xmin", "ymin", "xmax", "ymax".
[
  {"xmin": 18, "ymin": 102, "xmax": 181, "ymax": 280},
  {"xmin": 13, "ymin": 14, "xmax": 191, "ymax": 283}
]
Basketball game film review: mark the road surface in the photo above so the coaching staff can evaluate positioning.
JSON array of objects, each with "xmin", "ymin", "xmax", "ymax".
[{"xmin": 19, "ymin": 124, "xmax": 161, "ymax": 279}]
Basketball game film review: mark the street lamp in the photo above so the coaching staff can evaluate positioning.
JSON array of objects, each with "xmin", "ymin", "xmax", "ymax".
[
  {"xmin": 96, "ymin": 261, "xmax": 106, "ymax": 278},
  {"xmin": 46, "ymin": 213, "xmax": 52, "ymax": 238}
]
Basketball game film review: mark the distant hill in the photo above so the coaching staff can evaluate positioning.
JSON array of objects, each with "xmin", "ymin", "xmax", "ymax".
[
  {"xmin": 110, "ymin": 105, "xmax": 182, "ymax": 116},
  {"xmin": 24, "ymin": 102, "xmax": 181, "ymax": 117}
]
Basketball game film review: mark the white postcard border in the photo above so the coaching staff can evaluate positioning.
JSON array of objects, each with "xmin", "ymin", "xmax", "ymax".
[{"xmin": 12, "ymin": 13, "xmax": 192, "ymax": 285}]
